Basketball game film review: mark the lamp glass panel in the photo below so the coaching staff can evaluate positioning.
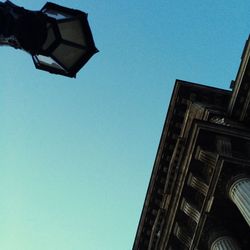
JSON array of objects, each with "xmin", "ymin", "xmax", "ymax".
[
  {"xmin": 36, "ymin": 55, "xmax": 65, "ymax": 70},
  {"xmin": 44, "ymin": 9, "xmax": 73, "ymax": 20},
  {"xmin": 58, "ymin": 20, "xmax": 87, "ymax": 46},
  {"xmin": 42, "ymin": 25, "xmax": 56, "ymax": 50},
  {"xmin": 52, "ymin": 44, "xmax": 86, "ymax": 69}
]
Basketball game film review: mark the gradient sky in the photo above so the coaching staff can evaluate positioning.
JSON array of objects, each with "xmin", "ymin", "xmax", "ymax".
[{"xmin": 0, "ymin": 1, "xmax": 250, "ymax": 250}]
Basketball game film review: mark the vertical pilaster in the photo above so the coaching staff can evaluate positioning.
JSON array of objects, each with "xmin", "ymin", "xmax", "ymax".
[
  {"xmin": 228, "ymin": 176, "xmax": 250, "ymax": 226},
  {"xmin": 210, "ymin": 236, "xmax": 241, "ymax": 250}
]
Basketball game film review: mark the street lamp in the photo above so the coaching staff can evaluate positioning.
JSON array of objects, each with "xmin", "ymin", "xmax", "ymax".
[{"xmin": 0, "ymin": 1, "xmax": 98, "ymax": 77}]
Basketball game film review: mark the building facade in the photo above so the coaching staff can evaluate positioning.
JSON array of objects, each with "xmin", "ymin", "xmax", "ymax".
[{"xmin": 133, "ymin": 37, "xmax": 250, "ymax": 250}]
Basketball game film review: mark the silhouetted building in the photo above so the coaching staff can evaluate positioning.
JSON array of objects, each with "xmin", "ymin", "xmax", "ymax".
[{"xmin": 133, "ymin": 36, "xmax": 250, "ymax": 250}]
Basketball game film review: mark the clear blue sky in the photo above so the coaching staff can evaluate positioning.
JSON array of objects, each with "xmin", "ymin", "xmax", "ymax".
[{"xmin": 0, "ymin": 1, "xmax": 249, "ymax": 249}]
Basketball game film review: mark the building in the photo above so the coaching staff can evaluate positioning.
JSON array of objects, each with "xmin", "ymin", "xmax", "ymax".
[{"xmin": 133, "ymin": 36, "xmax": 250, "ymax": 250}]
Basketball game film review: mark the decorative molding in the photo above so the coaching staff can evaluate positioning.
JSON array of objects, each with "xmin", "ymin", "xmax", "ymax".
[
  {"xmin": 173, "ymin": 223, "xmax": 192, "ymax": 248},
  {"xmin": 195, "ymin": 146, "xmax": 217, "ymax": 167},
  {"xmin": 187, "ymin": 173, "xmax": 209, "ymax": 196},
  {"xmin": 148, "ymin": 209, "xmax": 166, "ymax": 250},
  {"xmin": 205, "ymin": 196, "xmax": 214, "ymax": 213},
  {"xmin": 180, "ymin": 198, "xmax": 200, "ymax": 223},
  {"xmin": 216, "ymin": 136, "xmax": 232, "ymax": 157},
  {"xmin": 210, "ymin": 116, "xmax": 231, "ymax": 127}
]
